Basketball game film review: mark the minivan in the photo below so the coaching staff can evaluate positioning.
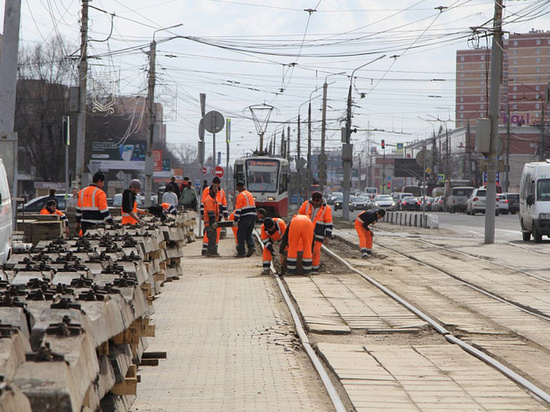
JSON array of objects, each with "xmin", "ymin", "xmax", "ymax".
[
  {"xmin": 519, "ymin": 161, "xmax": 550, "ymax": 242},
  {"xmin": 447, "ymin": 186, "xmax": 474, "ymax": 213},
  {"xmin": 0, "ymin": 158, "xmax": 13, "ymax": 264}
]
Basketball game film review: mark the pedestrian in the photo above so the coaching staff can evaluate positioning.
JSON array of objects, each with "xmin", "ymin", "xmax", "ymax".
[
  {"xmin": 46, "ymin": 188, "xmax": 58, "ymax": 207},
  {"xmin": 260, "ymin": 216, "xmax": 287, "ymax": 275},
  {"xmin": 298, "ymin": 191, "xmax": 333, "ymax": 275},
  {"xmin": 203, "ymin": 184, "xmax": 220, "ymax": 257},
  {"xmin": 121, "ymin": 179, "xmax": 146, "ymax": 225},
  {"xmin": 355, "ymin": 208, "xmax": 386, "ymax": 258},
  {"xmin": 180, "ymin": 177, "xmax": 198, "ymax": 210},
  {"xmin": 162, "ymin": 185, "xmax": 179, "ymax": 207},
  {"xmin": 200, "ymin": 176, "xmax": 228, "ymax": 255},
  {"xmin": 234, "ymin": 181, "xmax": 256, "ymax": 257},
  {"xmin": 40, "ymin": 199, "xmax": 69, "ymax": 237},
  {"xmin": 165, "ymin": 176, "xmax": 181, "ymax": 199},
  {"xmin": 279, "ymin": 214, "xmax": 313, "ymax": 276},
  {"xmin": 66, "ymin": 187, "xmax": 79, "ymax": 208},
  {"xmin": 76, "ymin": 171, "xmax": 115, "ymax": 235}
]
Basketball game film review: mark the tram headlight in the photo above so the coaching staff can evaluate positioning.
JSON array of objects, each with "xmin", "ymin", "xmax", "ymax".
[{"xmin": 267, "ymin": 196, "xmax": 275, "ymax": 201}]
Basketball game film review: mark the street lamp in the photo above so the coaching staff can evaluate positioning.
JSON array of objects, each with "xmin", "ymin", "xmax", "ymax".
[
  {"xmin": 144, "ymin": 23, "xmax": 183, "ymax": 207},
  {"xmin": 343, "ymin": 55, "xmax": 386, "ymax": 220},
  {"xmin": 298, "ymin": 89, "xmax": 323, "ymax": 200}
]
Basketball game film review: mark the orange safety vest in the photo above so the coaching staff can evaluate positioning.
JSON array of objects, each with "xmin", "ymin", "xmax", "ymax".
[
  {"xmin": 234, "ymin": 189, "xmax": 256, "ymax": 220},
  {"xmin": 203, "ymin": 195, "xmax": 219, "ymax": 226},
  {"xmin": 261, "ymin": 217, "xmax": 286, "ymax": 249},
  {"xmin": 76, "ymin": 184, "xmax": 113, "ymax": 225},
  {"xmin": 121, "ymin": 201, "xmax": 138, "ymax": 225},
  {"xmin": 40, "ymin": 208, "xmax": 67, "ymax": 222},
  {"xmin": 201, "ymin": 186, "xmax": 228, "ymax": 218},
  {"xmin": 298, "ymin": 200, "xmax": 333, "ymax": 242}
]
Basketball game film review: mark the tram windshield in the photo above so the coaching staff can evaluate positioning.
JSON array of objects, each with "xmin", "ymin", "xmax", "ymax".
[{"xmin": 245, "ymin": 159, "xmax": 279, "ymax": 193}]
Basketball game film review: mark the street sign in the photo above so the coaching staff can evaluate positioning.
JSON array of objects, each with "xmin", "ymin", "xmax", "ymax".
[
  {"xmin": 214, "ymin": 165, "xmax": 224, "ymax": 178},
  {"xmin": 203, "ymin": 111, "xmax": 225, "ymax": 134},
  {"xmin": 202, "ymin": 167, "xmax": 207, "ymax": 175}
]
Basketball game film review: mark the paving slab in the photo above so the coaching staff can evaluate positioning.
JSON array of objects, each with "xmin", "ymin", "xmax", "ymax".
[{"xmin": 131, "ymin": 238, "xmax": 332, "ymax": 411}]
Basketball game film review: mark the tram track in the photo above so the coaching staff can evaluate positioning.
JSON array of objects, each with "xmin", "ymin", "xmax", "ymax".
[{"xmin": 323, "ymin": 229, "xmax": 550, "ymax": 406}]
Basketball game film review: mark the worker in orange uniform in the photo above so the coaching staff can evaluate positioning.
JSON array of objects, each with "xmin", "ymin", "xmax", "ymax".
[
  {"xmin": 260, "ymin": 216, "xmax": 287, "ymax": 275},
  {"xmin": 228, "ymin": 211, "xmax": 238, "ymax": 248},
  {"xmin": 76, "ymin": 171, "xmax": 115, "ymax": 235},
  {"xmin": 40, "ymin": 199, "xmax": 69, "ymax": 237},
  {"xmin": 355, "ymin": 208, "xmax": 385, "ymax": 258},
  {"xmin": 279, "ymin": 214, "xmax": 313, "ymax": 276},
  {"xmin": 200, "ymin": 176, "xmax": 228, "ymax": 255},
  {"xmin": 203, "ymin": 185, "xmax": 220, "ymax": 257},
  {"xmin": 121, "ymin": 179, "xmax": 146, "ymax": 225},
  {"xmin": 298, "ymin": 191, "xmax": 333, "ymax": 275},
  {"xmin": 161, "ymin": 202, "xmax": 178, "ymax": 216},
  {"xmin": 234, "ymin": 181, "xmax": 257, "ymax": 258}
]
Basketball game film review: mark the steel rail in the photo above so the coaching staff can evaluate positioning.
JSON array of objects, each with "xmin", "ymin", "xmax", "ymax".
[
  {"xmin": 253, "ymin": 230, "xmax": 347, "ymax": 412},
  {"xmin": 322, "ymin": 242, "xmax": 550, "ymax": 406},
  {"xmin": 337, "ymin": 229, "xmax": 550, "ymax": 322}
]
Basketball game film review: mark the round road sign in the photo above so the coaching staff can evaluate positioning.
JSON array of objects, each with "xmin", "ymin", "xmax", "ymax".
[
  {"xmin": 214, "ymin": 165, "xmax": 224, "ymax": 178},
  {"xmin": 202, "ymin": 167, "xmax": 207, "ymax": 175}
]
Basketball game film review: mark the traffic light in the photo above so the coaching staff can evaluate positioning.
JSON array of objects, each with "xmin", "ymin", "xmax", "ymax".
[
  {"xmin": 387, "ymin": 182, "xmax": 391, "ymax": 189},
  {"xmin": 381, "ymin": 139, "xmax": 385, "ymax": 149}
]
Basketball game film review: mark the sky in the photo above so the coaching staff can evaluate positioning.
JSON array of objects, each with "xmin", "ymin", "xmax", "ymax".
[{"xmin": 3, "ymin": 0, "xmax": 550, "ymax": 165}]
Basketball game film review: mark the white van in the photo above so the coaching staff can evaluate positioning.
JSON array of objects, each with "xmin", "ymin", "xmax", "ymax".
[
  {"xmin": 519, "ymin": 161, "xmax": 550, "ymax": 243},
  {"xmin": 0, "ymin": 158, "xmax": 13, "ymax": 263}
]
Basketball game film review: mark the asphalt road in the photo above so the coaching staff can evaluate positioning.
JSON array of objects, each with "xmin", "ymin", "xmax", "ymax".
[{"xmin": 332, "ymin": 207, "xmax": 524, "ymax": 243}]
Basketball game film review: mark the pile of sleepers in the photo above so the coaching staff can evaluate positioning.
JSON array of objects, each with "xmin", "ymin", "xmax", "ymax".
[{"xmin": 0, "ymin": 211, "xmax": 195, "ymax": 411}]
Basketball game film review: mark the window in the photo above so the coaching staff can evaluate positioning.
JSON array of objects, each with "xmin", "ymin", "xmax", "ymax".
[
  {"xmin": 460, "ymin": 81, "xmax": 464, "ymax": 86},
  {"xmin": 536, "ymin": 39, "xmax": 541, "ymax": 45},
  {"xmin": 513, "ymin": 50, "xmax": 518, "ymax": 55},
  {"xmin": 460, "ymin": 64, "xmax": 464, "ymax": 70},
  {"xmin": 481, "ymin": 55, "xmax": 485, "ymax": 61},
  {"xmin": 536, "ymin": 85, "xmax": 540, "ymax": 91},
  {"xmin": 513, "ymin": 68, "xmax": 517, "ymax": 73},
  {"xmin": 481, "ymin": 80, "xmax": 485, "ymax": 86},
  {"xmin": 460, "ymin": 105, "xmax": 464, "ymax": 110},
  {"xmin": 480, "ymin": 104, "xmax": 484, "ymax": 110},
  {"xmin": 513, "ymin": 59, "xmax": 518, "ymax": 65},
  {"xmin": 460, "ymin": 56, "xmax": 465, "ymax": 62},
  {"xmin": 513, "ymin": 104, "xmax": 517, "ymax": 110},
  {"xmin": 460, "ymin": 73, "xmax": 464, "ymax": 78},
  {"xmin": 481, "ymin": 63, "xmax": 485, "ymax": 69},
  {"xmin": 513, "ymin": 86, "xmax": 518, "ymax": 91},
  {"xmin": 536, "ymin": 103, "xmax": 540, "ymax": 109},
  {"xmin": 537, "ymin": 58, "xmax": 541, "ymax": 64},
  {"xmin": 460, "ymin": 97, "xmax": 464, "ymax": 102},
  {"xmin": 480, "ymin": 96, "xmax": 484, "ymax": 102},
  {"xmin": 536, "ymin": 49, "xmax": 541, "ymax": 55},
  {"xmin": 513, "ymin": 41, "xmax": 518, "ymax": 46},
  {"xmin": 537, "ymin": 67, "xmax": 541, "ymax": 73}
]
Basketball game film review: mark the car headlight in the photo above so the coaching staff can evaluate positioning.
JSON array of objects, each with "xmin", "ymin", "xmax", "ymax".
[
  {"xmin": 374, "ymin": 202, "xmax": 379, "ymax": 207},
  {"xmin": 391, "ymin": 202, "xmax": 395, "ymax": 206},
  {"xmin": 539, "ymin": 213, "xmax": 550, "ymax": 220},
  {"xmin": 267, "ymin": 196, "xmax": 275, "ymax": 201}
]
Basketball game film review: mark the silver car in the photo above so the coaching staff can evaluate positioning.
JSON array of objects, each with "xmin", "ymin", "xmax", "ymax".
[{"xmin": 371, "ymin": 194, "xmax": 396, "ymax": 211}]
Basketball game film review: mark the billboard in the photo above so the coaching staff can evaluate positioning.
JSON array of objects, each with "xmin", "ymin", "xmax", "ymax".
[
  {"xmin": 90, "ymin": 140, "xmax": 146, "ymax": 171},
  {"xmin": 394, "ymin": 158, "xmax": 424, "ymax": 178}
]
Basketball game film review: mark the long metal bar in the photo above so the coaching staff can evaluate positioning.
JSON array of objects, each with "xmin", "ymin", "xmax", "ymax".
[{"xmin": 252, "ymin": 230, "xmax": 347, "ymax": 412}]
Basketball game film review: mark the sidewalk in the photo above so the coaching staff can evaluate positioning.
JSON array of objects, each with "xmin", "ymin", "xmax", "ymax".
[{"xmin": 130, "ymin": 236, "xmax": 332, "ymax": 411}]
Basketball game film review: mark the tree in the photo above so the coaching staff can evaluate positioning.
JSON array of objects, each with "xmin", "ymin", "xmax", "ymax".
[{"xmin": 15, "ymin": 36, "xmax": 77, "ymax": 182}]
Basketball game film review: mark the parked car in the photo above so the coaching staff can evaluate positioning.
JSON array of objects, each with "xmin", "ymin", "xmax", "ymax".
[
  {"xmin": 504, "ymin": 193, "xmax": 519, "ymax": 214},
  {"xmin": 371, "ymin": 194, "xmax": 396, "ymax": 211},
  {"xmin": 401, "ymin": 196, "xmax": 420, "ymax": 211},
  {"xmin": 497, "ymin": 194, "xmax": 509, "ymax": 214},
  {"xmin": 431, "ymin": 196, "xmax": 445, "ymax": 212},
  {"xmin": 349, "ymin": 196, "xmax": 370, "ymax": 212},
  {"xmin": 466, "ymin": 188, "xmax": 499, "ymax": 216},
  {"xmin": 18, "ymin": 194, "xmax": 69, "ymax": 213},
  {"xmin": 419, "ymin": 196, "xmax": 434, "ymax": 211},
  {"xmin": 0, "ymin": 158, "xmax": 12, "ymax": 264},
  {"xmin": 395, "ymin": 192, "xmax": 414, "ymax": 211}
]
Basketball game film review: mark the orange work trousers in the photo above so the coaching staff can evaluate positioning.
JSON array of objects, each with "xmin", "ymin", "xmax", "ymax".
[
  {"xmin": 287, "ymin": 215, "xmax": 313, "ymax": 275},
  {"xmin": 312, "ymin": 241, "xmax": 323, "ymax": 274},
  {"xmin": 355, "ymin": 219, "xmax": 373, "ymax": 254}
]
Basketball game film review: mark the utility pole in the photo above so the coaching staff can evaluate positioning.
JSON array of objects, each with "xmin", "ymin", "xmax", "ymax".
[
  {"xmin": 320, "ymin": 81, "xmax": 328, "ymax": 194},
  {"xmin": 297, "ymin": 114, "xmax": 301, "ymax": 203},
  {"xmin": 0, "ymin": 0, "xmax": 21, "ymax": 226},
  {"xmin": 343, "ymin": 82, "xmax": 354, "ymax": 220},
  {"xmin": 307, "ymin": 101, "xmax": 312, "ymax": 198},
  {"xmin": 75, "ymin": 0, "xmax": 89, "ymax": 189},
  {"xmin": 145, "ymin": 39, "xmax": 157, "ymax": 207},
  {"xmin": 505, "ymin": 105, "xmax": 511, "ymax": 192},
  {"xmin": 484, "ymin": 0, "xmax": 504, "ymax": 244}
]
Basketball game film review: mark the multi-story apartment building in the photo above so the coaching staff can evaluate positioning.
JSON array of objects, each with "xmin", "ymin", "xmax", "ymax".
[{"xmin": 456, "ymin": 29, "xmax": 550, "ymax": 129}]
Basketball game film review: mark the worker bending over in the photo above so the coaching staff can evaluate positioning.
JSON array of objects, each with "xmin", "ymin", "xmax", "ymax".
[
  {"xmin": 200, "ymin": 176, "xmax": 228, "ymax": 255},
  {"xmin": 298, "ymin": 191, "xmax": 333, "ymax": 275},
  {"xmin": 355, "ymin": 209, "xmax": 385, "ymax": 258},
  {"xmin": 121, "ymin": 179, "xmax": 146, "ymax": 225},
  {"xmin": 203, "ymin": 185, "xmax": 220, "ymax": 257},
  {"xmin": 260, "ymin": 216, "xmax": 287, "ymax": 275},
  {"xmin": 40, "ymin": 199, "xmax": 69, "ymax": 237},
  {"xmin": 279, "ymin": 214, "xmax": 313, "ymax": 276}
]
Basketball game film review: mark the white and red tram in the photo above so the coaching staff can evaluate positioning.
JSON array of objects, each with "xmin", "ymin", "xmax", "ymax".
[{"xmin": 234, "ymin": 156, "xmax": 289, "ymax": 217}]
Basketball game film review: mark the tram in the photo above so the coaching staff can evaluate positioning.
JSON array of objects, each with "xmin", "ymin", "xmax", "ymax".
[{"xmin": 234, "ymin": 155, "xmax": 289, "ymax": 217}]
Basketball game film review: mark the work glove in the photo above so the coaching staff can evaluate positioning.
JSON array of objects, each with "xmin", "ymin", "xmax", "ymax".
[{"xmin": 211, "ymin": 222, "xmax": 218, "ymax": 229}]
